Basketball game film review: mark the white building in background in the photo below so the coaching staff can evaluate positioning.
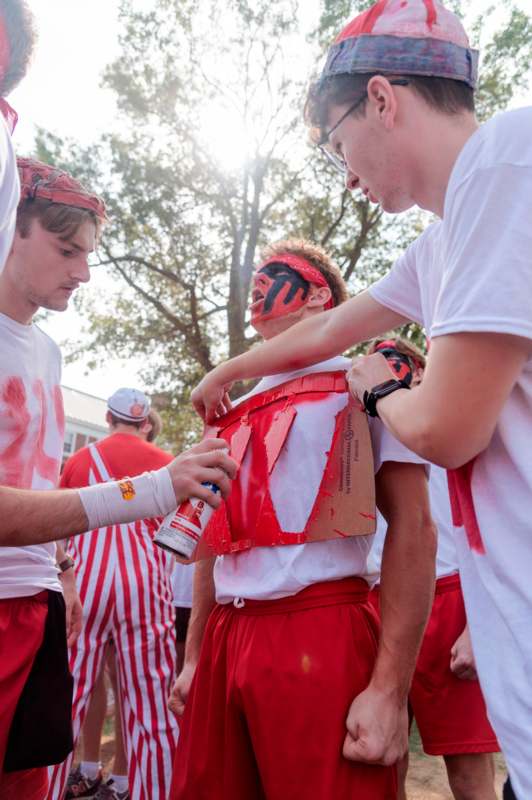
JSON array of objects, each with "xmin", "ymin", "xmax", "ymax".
[{"xmin": 61, "ymin": 385, "xmax": 108, "ymax": 466}]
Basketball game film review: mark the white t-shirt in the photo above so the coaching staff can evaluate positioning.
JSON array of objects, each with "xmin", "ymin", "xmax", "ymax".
[
  {"xmin": 0, "ymin": 312, "xmax": 64, "ymax": 598},
  {"xmin": 214, "ymin": 357, "xmax": 426, "ymax": 603},
  {"xmin": 370, "ymin": 465, "xmax": 457, "ymax": 581},
  {"xmin": 370, "ymin": 106, "xmax": 532, "ymax": 798},
  {"xmin": 171, "ymin": 562, "xmax": 193, "ymax": 608},
  {"xmin": 0, "ymin": 113, "xmax": 19, "ymax": 273}
]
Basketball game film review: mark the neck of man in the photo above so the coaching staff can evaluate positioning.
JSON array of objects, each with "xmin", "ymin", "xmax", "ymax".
[
  {"xmin": 0, "ymin": 270, "xmax": 38, "ymax": 325},
  {"xmin": 413, "ymin": 112, "xmax": 479, "ymax": 217},
  {"xmin": 110, "ymin": 423, "xmax": 147, "ymax": 440}
]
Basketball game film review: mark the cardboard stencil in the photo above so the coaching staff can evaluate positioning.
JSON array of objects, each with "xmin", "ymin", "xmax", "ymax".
[
  {"xmin": 304, "ymin": 398, "xmax": 376, "ymax": 542},
  {"xmin": 189, "ymin": 373, "xmax": 376, "ymax": 562}
]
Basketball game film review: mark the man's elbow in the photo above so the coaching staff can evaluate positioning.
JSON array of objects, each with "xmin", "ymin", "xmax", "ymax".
[{"xmin": 414, "ymin": 419, "xmax": 490, "ymax": 470}]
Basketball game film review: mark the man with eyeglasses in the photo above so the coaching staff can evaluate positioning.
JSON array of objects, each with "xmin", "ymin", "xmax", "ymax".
[{"xmin": 191, "ymin": 1, "xmax": 532, "ymax": 797}]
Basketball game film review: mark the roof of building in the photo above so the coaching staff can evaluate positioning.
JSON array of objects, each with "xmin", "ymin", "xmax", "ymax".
[{"xmin": 61, "ymin": 385, "xmax": 108, "ymax": 432}]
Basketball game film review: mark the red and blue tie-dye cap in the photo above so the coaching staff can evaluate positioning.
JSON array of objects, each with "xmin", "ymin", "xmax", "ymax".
[{"xmin": 320, "ymin": 0, "xmax": 478, "ymax": 89}]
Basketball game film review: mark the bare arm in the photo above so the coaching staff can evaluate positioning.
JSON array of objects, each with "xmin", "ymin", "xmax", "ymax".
[
  {"xmin": 0, "ymin": 486, "xmax": 88, "ymax": 546},
  {"xmin": 192, "ymin": 291, "xmax": 406, "ymax": 422},
  {"xmin": 373, "ymin": 461, "xmax": 435, "ymax": 698},
  {"xmin": 182, "ymin": 558, "xmax": 216, "ymax": 666},
  {"xmin": 56, "ymin": 541, "xmax": 83, "ymax": 647},
  {"xmin": 344, "ymin": 460, "xmax": 436, "ymax": 765},
  {"xmin": 168, "ymin": 558, "xmax": 216, "ymax": 715},
  {"xmin": 348, "ymin": 332, "xmax": 531, "ymax": 468}
]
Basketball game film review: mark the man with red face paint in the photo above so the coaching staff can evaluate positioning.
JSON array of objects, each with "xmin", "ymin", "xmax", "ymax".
[
  {"xmin": 191, "ymin": 3, "xmax": 532, "ymax": 796},
  {"xmin": 250, "ymin": 255, "xmax": 335, "ymax": 332},
  {"xmin": 168, "ymin": 238, "xmax": 436, "ymax": 800}
]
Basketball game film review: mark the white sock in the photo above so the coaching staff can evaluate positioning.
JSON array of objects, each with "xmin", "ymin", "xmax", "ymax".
[
  {"xmin": 80, "ymin": 760, "xmax": 101, "ymax": 780},
  {"xmin": 110, "ymin": 774, "xmax": 128, "ymax": 793}
]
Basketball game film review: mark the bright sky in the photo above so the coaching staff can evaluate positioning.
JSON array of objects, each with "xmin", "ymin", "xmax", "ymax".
[
  {"xmin": 8, "ymin": 0, "xmax": 532, "ymax": 400},
  {"xmin": 12, "ymin": 2, "xmax": 150, "ymax": 398}
]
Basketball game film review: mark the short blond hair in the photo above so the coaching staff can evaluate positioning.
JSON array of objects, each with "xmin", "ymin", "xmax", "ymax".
[{"xmin": 260, "ymin": 238, "xmax": 348, "ymax": 307}]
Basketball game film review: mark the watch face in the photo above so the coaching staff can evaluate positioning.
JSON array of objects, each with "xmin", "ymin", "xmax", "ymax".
[
  {"xmin": 373, "ymin": 379, "xmax": 401, "ymax": 395},
  {"xmin": 364, "ymin": 378, "xmax": 408, "ymax": 418}
]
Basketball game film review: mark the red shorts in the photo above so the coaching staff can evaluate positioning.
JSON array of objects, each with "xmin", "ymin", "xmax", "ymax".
[
  {"xmin": 0, "ymin": 591, "xmax": 50, "ymax": 799},
  {"xmin": 369, "ymin": 574, "xmax": 499, "ymax": 756},
  {"xmin": 171, "ymin": 578, "xmax": 397, "ymax": 800}
]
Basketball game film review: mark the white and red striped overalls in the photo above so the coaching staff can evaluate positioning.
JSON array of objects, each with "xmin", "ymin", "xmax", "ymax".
[{"xmin": 47, "ymin": 440, "xmax": 178, "ymax": 800}]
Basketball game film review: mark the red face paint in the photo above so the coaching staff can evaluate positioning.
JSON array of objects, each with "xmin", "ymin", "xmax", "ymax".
[{"xmin": 250, "ymin": 263, "xmax": 310, "ymax": 326}]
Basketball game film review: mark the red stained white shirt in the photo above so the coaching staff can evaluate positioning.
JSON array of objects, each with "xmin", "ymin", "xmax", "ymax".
[
  {"xmin": 369, "ymin": 106, "xmax": 532, "ymax": 799},
  {"xmin": 0, "ymin": 312, "xmax": 64, "ymax": 598},
  {"xmin": 370, "ymin": 465, "xmax": 457, "ymax": 581},
  {"xmin": 214, "ymin": 357, "xmax": 426, "ymax": 602}
]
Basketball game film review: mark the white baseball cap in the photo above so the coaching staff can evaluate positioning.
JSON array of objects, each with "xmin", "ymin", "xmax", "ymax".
[{"xmin": 107, "ymin": 388, "xmax": 151, "ymax": 422}]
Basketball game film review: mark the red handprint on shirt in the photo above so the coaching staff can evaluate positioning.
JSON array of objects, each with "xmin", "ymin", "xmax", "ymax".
[{"xmin": 0, "ymin": 376, "xmax": 64, "ymax": 488}]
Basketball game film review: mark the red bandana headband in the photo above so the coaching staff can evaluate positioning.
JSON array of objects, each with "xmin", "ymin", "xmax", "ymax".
[
  {"xmin": 17, "ymin": 157, "xmax": 108, "ymax": 220},
  {"xmin": 258, "ymin": 253, "xmax": 335, "ymax": 310},
  {"xmin": 376, "ymin": 339, "xmax": 424, "ymax": 368}
]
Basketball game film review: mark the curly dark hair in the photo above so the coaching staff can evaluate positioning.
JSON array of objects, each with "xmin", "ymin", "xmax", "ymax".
[{"xmin": 0, "ymin": 0, "xmax": 37, "ymax": 96}]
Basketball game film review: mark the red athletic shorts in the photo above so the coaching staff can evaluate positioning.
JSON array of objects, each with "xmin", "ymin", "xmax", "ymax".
[
  {"xmin": 0, "ymin": 591, "xmax": 50, "ymax": 799},
  {"xmin": 369, "ymin": 573, "xmax": 499, "ymax": 756},
  {"xmin": 171, "ymin": 577, "xmax": 397, "ymax": 800}
]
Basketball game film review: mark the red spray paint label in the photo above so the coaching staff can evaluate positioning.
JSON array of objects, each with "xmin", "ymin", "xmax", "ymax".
[{"xmin": 154, "ymin": 482, "xmax": 220, "ymax": 562}]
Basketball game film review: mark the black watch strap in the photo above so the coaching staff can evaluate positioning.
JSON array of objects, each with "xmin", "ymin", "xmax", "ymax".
[
  {"xmin": 57, "ymin": 556, "xmax": 75, "ymax": 573},
  {"xmin": 363, "ymin": 378, "xmax": 410, "ymax": 418}
]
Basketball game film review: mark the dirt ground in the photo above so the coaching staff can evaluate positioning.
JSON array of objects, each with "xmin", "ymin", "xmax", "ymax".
[
  {"xmin": 405, "ymin": 727, "xmax": 506, "ymax": 799},
  {"xmin": 96, "ymin": 722, "xmax": 507, "ymax": 799},
  {"xmin": 406, "ymin": 752, "xmax": 506, "ymax": 799}
]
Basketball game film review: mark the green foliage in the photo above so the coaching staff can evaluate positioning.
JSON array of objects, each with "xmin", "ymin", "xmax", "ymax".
[
  {"xmin": 33, "ymin": 0, "xmax": 532, "ymax": 444},
  {"xmin": 476, "ymin": 6, "xmax": 532, "ymax": 120}
]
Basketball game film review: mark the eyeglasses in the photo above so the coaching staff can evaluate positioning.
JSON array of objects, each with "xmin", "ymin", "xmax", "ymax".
[{"xmin": 317, "ymin": 79, "xmax": 410, "ymax": 174}]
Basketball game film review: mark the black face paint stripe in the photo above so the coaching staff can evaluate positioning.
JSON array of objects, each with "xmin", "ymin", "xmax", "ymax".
[
  {"xmin": 375, "ymin": 346, "xmax": 414, "ymax": 386},
  {"xmin": 259, "ymin": 263, "xmax": 310, "ymax": 313}
]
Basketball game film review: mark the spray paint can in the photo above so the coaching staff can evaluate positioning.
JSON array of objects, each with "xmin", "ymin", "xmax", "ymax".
[{"xmin": 154, "ymin": 482, "xmax": 220, "ymax": 561}]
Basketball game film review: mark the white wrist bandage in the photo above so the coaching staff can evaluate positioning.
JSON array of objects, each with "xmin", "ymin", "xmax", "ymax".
[{"xmin": 78, "ymin": 467, "xmax": 177, "ymax": 530}]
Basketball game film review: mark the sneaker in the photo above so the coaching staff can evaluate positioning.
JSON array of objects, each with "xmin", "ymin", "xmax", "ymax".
[
  {"xmin": 92, "ymin": 779, "xmax": 130, "ymax": 800},
  {"xmin": 66, "ymin": 765, "xmax": 103, "ymax": 798}
]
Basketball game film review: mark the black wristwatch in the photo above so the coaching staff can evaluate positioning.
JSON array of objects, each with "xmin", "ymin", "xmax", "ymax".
[
  {"xmin": 363, "ymin": 379, "xmax": 410, "ymax": 418},
  {"xmin": 57, "ymin": 556, "xmax": 75, "ymax": 573}
]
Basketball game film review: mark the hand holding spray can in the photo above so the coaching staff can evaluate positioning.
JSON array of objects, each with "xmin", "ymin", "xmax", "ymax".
[{"xmin": 154, "ymin": 482, "xmax": 220, "ymax": 562}]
